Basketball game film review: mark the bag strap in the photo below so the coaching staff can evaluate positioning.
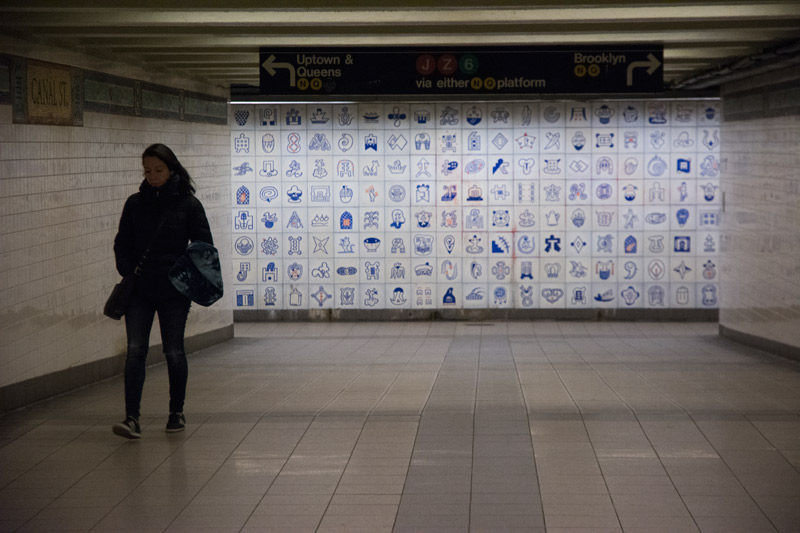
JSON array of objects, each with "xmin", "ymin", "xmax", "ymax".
[{"xmin": 133, "ymin": 214, "xmax": 169, "ymax": 276}]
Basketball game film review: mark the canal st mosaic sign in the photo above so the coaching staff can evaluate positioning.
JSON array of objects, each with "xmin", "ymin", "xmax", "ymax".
[
  {"xmin": 259, "ymin": 46, "xmax": 664, "ymax": 97},
  {"xmin": 9, "ymin": 58, "xmax": 83, "ymax": 126}
]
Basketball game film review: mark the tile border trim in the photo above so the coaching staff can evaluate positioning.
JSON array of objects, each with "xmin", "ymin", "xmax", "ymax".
[
  {"xmin": 0, "ymin": 56, "xmax": 10, "ymax": 105},
  {"xmin": 0, "ymin": 53, "xmax": 228, "ymax": 126},
  {"xmin": 234, "ymin": 309, "xmax": 719, "ymax": 322}
]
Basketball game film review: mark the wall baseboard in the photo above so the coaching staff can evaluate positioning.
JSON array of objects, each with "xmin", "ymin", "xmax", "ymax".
[
  {"xmin": 719, "ymin": 325, "xmax": 800, "ymax": 362},
  {"xmin": 0, "ymin": 325, "xmax": 233, "ymax": 415}
]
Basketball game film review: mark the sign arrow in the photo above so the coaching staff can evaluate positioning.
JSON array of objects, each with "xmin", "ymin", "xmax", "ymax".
[
  {"xmin": 626, "ymin": 53, "xmax": 661, "ymax": 87},
  {"xmin": 256, "ymin": 46, "xmax": 664, "ymax": 96},
  {"xmin": 262, "ymin": 54, "xmax": 296, "ymax": 87}
]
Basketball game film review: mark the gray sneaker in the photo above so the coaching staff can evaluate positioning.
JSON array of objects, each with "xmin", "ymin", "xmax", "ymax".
[
  {"xmin": 112, "ymin": 417, "xmax": 141, "ymax": 439},
  {"xmin": 166, "ymin": 412, "xmax": 185, "ymax": 432}
]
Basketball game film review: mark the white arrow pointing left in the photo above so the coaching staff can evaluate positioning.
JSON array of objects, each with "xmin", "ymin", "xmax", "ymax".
[
  {"xmin": 262, "ymin": 54, "xmax": 296, "ymax": 87},
  {"xmin": 626, "ymin": 53, "xmax": 661, "ymax": 87}
]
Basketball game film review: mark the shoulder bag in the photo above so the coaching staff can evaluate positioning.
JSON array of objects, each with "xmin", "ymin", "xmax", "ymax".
[
  {"xmin": 103, "ymin": 215, "xmax": 168, "ymax": 320},
  {"xmin": 168, "ymin": 241, "xmax": 224, "ymax": 306}
]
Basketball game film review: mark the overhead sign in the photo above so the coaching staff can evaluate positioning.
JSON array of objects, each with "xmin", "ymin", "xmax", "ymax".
[{"xmin": 258, "ymin": 46, "xmax": 664, "ymax": 97}]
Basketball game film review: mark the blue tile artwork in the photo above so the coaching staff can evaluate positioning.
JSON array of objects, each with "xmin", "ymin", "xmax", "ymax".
[{"xmin": 230, "ymin": 101, "xmax": 721, "ymax": 310}]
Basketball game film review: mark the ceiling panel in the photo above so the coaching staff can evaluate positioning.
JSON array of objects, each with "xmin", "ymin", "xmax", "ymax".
[{"xmin": 2, "ymin": 1, "xmax": 799, "ymax": 91}]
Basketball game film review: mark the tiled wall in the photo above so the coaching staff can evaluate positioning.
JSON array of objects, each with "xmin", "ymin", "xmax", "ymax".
[
  {"xmin": 720, "ymin": 65, "xmax": 800, "ymax": 356},
  {"xmin": 0, "ymin": 102, "xmax": 232, "ymax": 391},
  {"xmin": 229, "ymin": 100, "xmax": 722, "ymax": 312}
]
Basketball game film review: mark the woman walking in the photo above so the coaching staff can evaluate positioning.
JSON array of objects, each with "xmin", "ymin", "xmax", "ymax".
[{"xmin": 112, "ymin": 144, "xmax": 213, "ymax": 439}]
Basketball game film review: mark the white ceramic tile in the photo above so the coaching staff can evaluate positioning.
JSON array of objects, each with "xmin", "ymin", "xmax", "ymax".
[
  {"xmin": 227, "ymin": 99, "xmax": 725, "ymax": 311},
  {"xmin": 1, "ymin": 105, "xmax": 231, "ymax": 388}
]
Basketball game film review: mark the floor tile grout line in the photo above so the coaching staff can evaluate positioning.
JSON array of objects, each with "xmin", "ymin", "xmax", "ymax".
[
  {"xmin": 185, "ymin": 417, "xmax": 311, "ymax": 533},
  {"xmin": 14, "ymin": 417, "xmax": 134, "ymax": 532},
  {"xmin": 542, "ymin": 338, "xmax": 625, "ymax": 531},
  {"xmin": 176, "ymin": 357, "xmax": 340, "ymax": 532},
  {"xmin": 236, "ymin": 331, "xmax": 424, "ymax": 532},
  {"xmin": 603, "ymin": 335, "xmax": 781, "ymax": 532},
  {"xmin": 313, "ymin": 332, "xmax": 437, "ymax": 532},
  {"xmin": 230, "ymin": 355, "xmax": 366, "ymax": 533},
  {"xmin": 509, "ymin": 332, "xmax": 548, "ymax": 530},
  {"xmin": 252, "ymin": 335, "xmax": 374, "ymax": 417},
  {"xmin": 392, "ymin": 333, "xmax": 454, "ymax": 520},
  {"xmin": 310, "ymin": 422, "xmax": 369, "ymax": 533},
  {"xmin": 743, "ymin": 413, "xmax": 800, "ymax": 478},
  {"xmin": 187, "ymin": 334, "xmax": 372, "ymax": 532},
  {"xmin": 79, "ymin": 370, "xmax": 256, "ymax": 532},
  {"xmin": 576, "ymin": 341, "xmax": 707, "ymax": 533},
  {"xmin": 468, "ymin": 334, "xmax": 482, "ymax": 533},
  {"xmin": 394, "ymin": 333, "xmax": 470, "ymax": 531},
  {"xmin": 114, "ymin": 370, "xmax": 306, "ymax": 533},
  {"xmin": 1, "ymin": 356, "xmax": 179, "ymax": 448},
  {"xmin": 6, "ymin": 352, "xmax": 278, "ymax": 529},
  {"xmin": 2, "ymin": 322, "xmax": 798, "ymax": 532},
  {"xmin": 630, "ymin": 396, "xmax": 783, "ymax": 530},
  {"xmin": 0, "ymin": 408, "xmax": 103, "ymax": 491}
]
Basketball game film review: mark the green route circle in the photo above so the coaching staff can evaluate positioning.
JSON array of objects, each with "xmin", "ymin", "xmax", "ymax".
[{"xmin": 459, "ymin": 54, "xmax": 479, "ymax": 75}]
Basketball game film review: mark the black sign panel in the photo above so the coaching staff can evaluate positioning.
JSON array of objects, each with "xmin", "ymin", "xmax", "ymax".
[{"xmin": 258, "ymin": 45, "xmax": 664, "ymax": 97}]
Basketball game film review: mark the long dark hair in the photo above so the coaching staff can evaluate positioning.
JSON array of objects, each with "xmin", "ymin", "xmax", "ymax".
[{"xmin": 142, "ymin": 143, "xmax": 196, "ymax": 194}]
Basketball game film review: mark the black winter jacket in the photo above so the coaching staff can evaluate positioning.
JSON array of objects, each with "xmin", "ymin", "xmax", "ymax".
[{"xmin": 114, "ymin": 175, "xmax": 213, "ymax": 301}]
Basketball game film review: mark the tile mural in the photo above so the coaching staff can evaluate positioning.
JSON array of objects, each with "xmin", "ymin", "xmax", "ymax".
[{"xmin": 229, "ymin": 101, "xmax": 721, "ymax": 310}]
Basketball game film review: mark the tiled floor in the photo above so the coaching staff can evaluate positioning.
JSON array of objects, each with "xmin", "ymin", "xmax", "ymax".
[{"xmin": 1, "ymin": 321, "xmax": 799, "ymax": 532}]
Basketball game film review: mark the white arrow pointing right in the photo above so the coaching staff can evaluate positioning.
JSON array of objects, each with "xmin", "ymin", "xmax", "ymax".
[{"xmin": 626, "ymin": 53, "xmax": 661, "ymax": 87}]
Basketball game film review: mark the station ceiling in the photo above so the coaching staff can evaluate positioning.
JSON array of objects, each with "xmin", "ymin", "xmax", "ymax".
[{"xmin": 2, "ymin": 0, "xmax": 800, "ymax": 92}]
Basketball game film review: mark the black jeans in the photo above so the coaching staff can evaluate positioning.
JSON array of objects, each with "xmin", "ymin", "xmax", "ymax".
[{"xmin": 124, "ymin": 291, "xmax": 191, "ymax": 419}]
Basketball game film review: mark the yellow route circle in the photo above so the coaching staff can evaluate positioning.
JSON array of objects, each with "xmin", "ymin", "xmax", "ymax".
[
  {"xmin": 484, "ymin": 77, "xmax": 497, "ymax": 90},
  {"xmin": 297, "ymin": 78, "xmax": 309, "ymax": 90},
  {"xmin": 470, "ymin": 77, "xmax": 483, "ymax": 90},
  {"xmin": 588, "ymin": 64, "xmax": 601, "ymax": 77},
  {"xmin": 574, "ymin": 65, "xmax": 587, "ymax": 77},
  {"xmin": 310, "ymin": 78, "xmax": 322, "ymax": 90}
]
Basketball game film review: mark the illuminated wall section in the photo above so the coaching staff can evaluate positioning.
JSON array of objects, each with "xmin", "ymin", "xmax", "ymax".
[{"xmin": 229, "ymin": 101, "xmax": 721, "ymax": 311}]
